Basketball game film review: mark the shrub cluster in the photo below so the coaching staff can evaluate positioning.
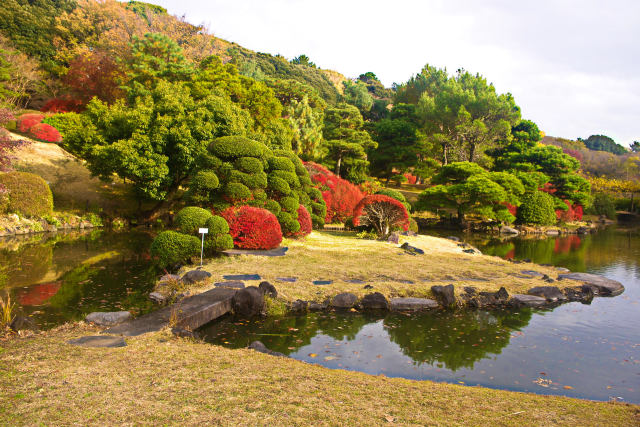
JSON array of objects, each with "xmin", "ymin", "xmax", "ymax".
[
  {"xmin": 0, "ymin": 171, "xmax": 54, "ymax": 217},
  {"xmin": 516, "ymin": 191, "xmax": 557, "ymax": 225},
  {"xmin": 150, "ymin": 231, "xmax": 201, "ymax": 268},
  {"xmin": 42, "ymin": 113, "xmax": 84, "ymax": 140},
  {"xmin": 29, "ymin": 123, "xmax": 62, "ymax": 143},
  {"xmin": 352, "ymin": 194, "xmax": 409, "ymax": 238},
  {"xmin": 221, "ymin": 205, "xmax": 283, "ymax": 249},
  {"xmin": 555, "ymin": 200, "xmax": 584, "ymax": 222},
  {"xmin": 16, "ymin": 114, "xmax": 44, "ymax": 133},
  {"xmin": 294, "ymin": 204, "xmax": 312, "ymax": 237},
  {"xmin": 304, "ymin": 161, "xmax": 363, "ymax": 224}
]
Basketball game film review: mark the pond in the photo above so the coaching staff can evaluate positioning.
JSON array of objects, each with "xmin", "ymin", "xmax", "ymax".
[
  {"xmin": 203, "ymin": 226, "xmax": 640, "ymax": 404},
  {"xmin": 0, "ymin": 230, "xmax": 157, "ymax": 329}
]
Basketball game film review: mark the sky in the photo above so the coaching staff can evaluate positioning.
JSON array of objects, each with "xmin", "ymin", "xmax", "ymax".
[{"xmin": 150, "ymin": 0, "xmax": 639, "ymax": 147}]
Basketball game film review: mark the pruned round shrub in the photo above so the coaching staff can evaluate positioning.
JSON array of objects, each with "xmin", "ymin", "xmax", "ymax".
[
  {"xmin": 269, "ymin": 156, "xmax": 295, "ymax": 172},
  {"xmin": 271, "ymin": 170, "xmax": 300, "ymax": 187},
  {"xmin": 277, "ymin": 211, "xmax": 300, "ymax": 236},
  {"xmin": 204, "ymin": 215, "xmax": 229, "ymax": 235},
  {"xmin": 235, "ymin": 157, "xmax": 264, "ymax": 174},
  {"xmin": 29, "ymin": 123, "xmax": 62, "ymax": 143},
  {"xmin": 409, "ymin": 217, "xmax": 419, "ymax": 233},
  {"xmin": 264, "ymin": 199, "xmax": 281, "ymax": 215},
  {"xmin": 150, "ymin": 231, "xmax": 200, "ymax": 268},
  {"xmin": 202, "ymin": 215, "xmax": 233, "ymax": 253},
  {"xmin": 224, "ymin": 182, "xmax": 252, "ymax": 202},
  {"xmin": 0, "ymin": 171, "xmax": 53, "ymax": 217},
  {"xmin": 17, "ymin": 113, "xmax": 44, "ymax": 133},
  {"xmin": 221, "ymin": 206, "xmax": 283, "ymax": 249},
  {"xmin": 304, "ymin": 161, "xmax": 363, "ymax": 223},
  {"xmin": 294, "ymin": 204, "xmax": 312, "ymax": 238},
  {"xmin": 376, "ymin": 188, "xmax": 411, "ymax": 212},
  {"xmin": 209, "ymin": 136, "xmax": 267, "ymax": 159},
  {"xmin": 191, "ymin": 170, "xmax": 219, "ymax": 191},
  {"xmin": 268, "ymin": 176, "xmax": 291, "ymax": 195},
  {"xmin": 279, "ymin": 196, "xmax": 299, "ymax": 214},
  {"xmin": 517, "ymin": 191, "xmax": 557, "ymax": 225},
  {"xmin": 353, "ymin": 194, "xmax": 410, "ymax": 238},
  {"xmin": 175, "ymin": 206, "xmax": 213, "ymax": 234}
]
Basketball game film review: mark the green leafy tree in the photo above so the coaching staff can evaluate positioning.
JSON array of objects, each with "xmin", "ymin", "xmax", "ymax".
[
  {"xmin": 631, "ymin": 141, "xmax": 640, "ymax": 153},
  {"xmin": 393, "ymin": 64, "xmax": 448, "ymax": 105},
  {"xmin": 583, "ymin": 134, "xmax": 627, "ymax": 155},
  {"xmin": 321, "ymin": 103, "xmax": 377, "ymax": 182},
  {"xmin": 343, "ymin": 79, "xmax": 373, "ymax": 113},
  {"xmin": 291, "ymin": 54, "xmax": 316, "ymax": 68},
  {"xmin": 287, "ymin": 95, "xmax": 323, "ymax": 158}
]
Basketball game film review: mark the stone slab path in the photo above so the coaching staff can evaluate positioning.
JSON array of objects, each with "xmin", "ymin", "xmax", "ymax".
[{"xmin": 103, "ymin": 288, "xmax": 237, "ymax": 337}]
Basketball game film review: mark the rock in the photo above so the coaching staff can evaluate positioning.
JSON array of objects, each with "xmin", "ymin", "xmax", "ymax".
[
  {"xmin": 387, "ymin": 232, "xmax": 400, "ymax": 244},
  {"xmin": 223, "ymin": 247, "xmax": 288, "ymax": 257},
  {"xmin": 308, "ymin": 301, "xmax": 327, "ymax": 311},
  {"xmin": 400, "ymin": 242, "xmax": 424, "ymax": 255},
  {"xmin": 545, "ymin": 229, "xmax": 560, "ymax": 236},
  {"xmin": 462, "ymin": 248, "xmax": 478, "ymax": 254},
  {"xmin": 290, "ymin": 299, "xmax": 308, "ymax": 313},
  {"xmin": 223, "ymin": 274, "xmax": 261, "ymax": 281},
  {"xmin": 232, "ymin": 286, "xmax": 264, "ymax": 317},
  {"xmin": 258, "ymin": 281, "xmax": 278, "ymax": 298},
  {"xmin": 248, "ymin": 341, "xmax": 285, "ymax": 357},
  {"xmin": 67, "ymin": 335, "xmax": 126, "ymax": 348},
  {"xmin": 500, "ymin": 226, "xmax": 519, "ymax": 235},
  {"xmin": 171, "ymin": 327, "xmax": 200, "ymax": 339},
  {"xmin": 576, "ymin": 226, "xmax": 590, "ymax": 235},
  {"xmin": 158, "ymin": 274, "xmax": 181, "ymax": 288},
  {"xmin": 312, "ymin": 280, "xmax": 332, "ymax": 286},
  {"xmin": 390, "ymin": 297, "xmax": 439, "ymax": 311},
  {"xmin": 521, "ymin": 270, "xmax": 545, "ymax": 277},
  {"xmin": 494, "ymin": 287, "xmax": 509, "ymax": 301},
  {"xmin": 527, "ymin": 286, "xmax": 567, "ymax": 302},
  {"xmin": 330, "ymin": 292, "xmax": 358, "ymax": 309},
  {"xmin": 276, "ymin": 277, "xmax": 298, "ymax": 283},
  {"xmin": 463, "ymin": 286, "xmax": 477, "ymax": 295},
  {"xmin": 465, "ymin": 287, "xmax": 509, "ymax": 308},
  {"xmin": 509, "ymin": 294, "xmax": 547, "ymax": 308},
  {"xmin": 555, "ymin": 267, "xmax": 570, "ymax": 273},
  {"xmin": 557, "ymin": 272, "xmax": 624, "ymax": 296},
  {"xmin": 363, "ymin": 284, "xmax": 374, "ymax": 290},
  {"xmin": 360, "ymin": 292, "xmax": 389, "ymax": 310},
  {"xmin": 85, "ymin": 311, "xmax": 132, "ymax": 326},
  {"xmin": 214, "ymin": 281, "xmax": 245, "ymax": 289},
  {"xmin": 563, "ymin": 285, "xmax": 594, "ymax": 304},
  {"xmin": 431, "ymin": 284, "xmax": 456, "ymax": 308},
  {"xmin": 446, "ymin": 236, "xmax": 461, "ymax": 242},
  {"xmin": 149, "ymin": 292, "xmax": 167, "ymax": 304},
  {"xmin": 542, "ymin": 274, "xmax": 555, "ymax": 283},
  {"xmin": 181, "ymin": 269, "xmax": 212, "ymax": 284},
  {"xmin": 9, "ymin": 315, "xmax": 38, "ymax": 332}
]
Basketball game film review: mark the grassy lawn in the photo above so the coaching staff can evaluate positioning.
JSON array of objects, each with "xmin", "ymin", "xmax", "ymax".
[
  {"xmin": 186, "ymin": 231, "xmax": 581, "ymax": 304},
  {"xmin": 0, "ymin": 324, "xmax": 637, "ymax": 425}
]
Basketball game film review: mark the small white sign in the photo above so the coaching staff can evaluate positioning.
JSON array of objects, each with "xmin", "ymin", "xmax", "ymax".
[{"xmin": 199, "ymin": 228, "xmax": 209, "ymax": 234}]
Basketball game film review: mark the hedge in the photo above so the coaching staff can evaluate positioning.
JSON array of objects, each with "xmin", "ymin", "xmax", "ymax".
[
  {"xmin": 221, "ymin": 205, "xmax": 283, "ymax": 249},
  {"xmin": 516, "ymin": 191, "xmax": 557, "ymax": 225},
  {"xmin": 209, "ymin": 136, "xmax": 267, "ymax": 159},
  {"xmin": 0, "ymin": 171, "xmax": 53, "ymax": 217},
  {"xmin": 150, "ymin": 231, "xmax": 201, "ymax": 268},
  {"xmin": 174, "ymin": 206, "xmax": 212, "ymax": 235}
]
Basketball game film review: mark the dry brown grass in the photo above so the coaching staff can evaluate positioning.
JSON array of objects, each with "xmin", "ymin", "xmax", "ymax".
[
  {"xmin": 190, "ymin": 231, "xmax": 581, "ymax": 304},
  {"xmin": 0, "ymin": 324, "xmax": 637, "ymax": 426}
]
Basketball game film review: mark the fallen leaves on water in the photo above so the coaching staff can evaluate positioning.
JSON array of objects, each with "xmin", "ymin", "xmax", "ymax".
[
  {"xmin": 324, "ymin": 356, "xmax": 336, "ymax": 361},
  {"xmin": 308, "ymin": 353, "xmax": 317, "ymax": 358},
  {"xmin": 563, "ymin": 385, "xmax": 574, "ymax": 390}
]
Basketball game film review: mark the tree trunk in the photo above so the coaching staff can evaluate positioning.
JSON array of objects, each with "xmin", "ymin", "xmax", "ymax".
[
  {"xmin": 335, "ymin": 155, "xmax": 342, "ymax": 176},
  {"xmin": 442, "ymin": 143, "xmax": 448, "ymax": 165},
  {"xmin": 468, "ymin": 143, "xmax": 476, "ymax": 163}
]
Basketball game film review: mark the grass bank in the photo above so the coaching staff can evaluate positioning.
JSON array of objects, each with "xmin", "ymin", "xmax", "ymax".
[
  {"xmin": 182, "ymin": 231, "xmax": 581, "ymax": 304},
  {"xmin": 0, "ymin": 323, "xmax": 637, "ymax": 425}
]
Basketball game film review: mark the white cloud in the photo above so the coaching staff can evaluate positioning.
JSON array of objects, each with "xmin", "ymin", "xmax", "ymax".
[{"xmin": 150, "ymin": 0, "xmax": 640, "ymax": 146}]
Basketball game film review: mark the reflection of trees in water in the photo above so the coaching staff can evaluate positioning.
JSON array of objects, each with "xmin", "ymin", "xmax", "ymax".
[
  {"xmin": 0, "ymin": 243, "xmax": 53, "ymax": 288},
  {"xmin": 384, "ymin": 309, "xmax": 533, "ymax": 371}
]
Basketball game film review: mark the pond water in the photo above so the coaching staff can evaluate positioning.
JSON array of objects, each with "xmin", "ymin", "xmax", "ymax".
[
  {"xmin": 0, "ymin": 230, "xmax": 157, "ymax": 329},
  {"xmin": 203, "ymin": 226, "xmax": 640, "ymax": 403}
]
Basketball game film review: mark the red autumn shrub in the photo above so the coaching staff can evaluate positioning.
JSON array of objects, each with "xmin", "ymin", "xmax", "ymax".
[
  {"xmin": 555, "ymin": 200, "xmax": 584, "ymax": 222},
  {"xmin": 220, "ymin": 205, "xmax": 282, "ymax": 249},
  {"xmin": 41, "ymin": 97, "xmax": 84, "ymax": 113},
  {"xmin": 353, "ymin": 194, "xmax": 409, "ymax": 238},
  {"xmin": 304, "ymin": 161, "xmax": 364, "ymax": 223},
  {"xmin": 17, "ymin": 113, "xmax": 44, "ymax": 133},
  {"xmin": 294, "ymin": 204, "xmax": 312, "ymax": 238},
  {"xmin": 503, "ymin": 202, "xmax": 517, "ymax": 216},
  {"xmin": 403, "ymin": 172, "xmax": 417, "ymax": 185},
  {"xmin": 29, "ymin": 123, "xmax": 62, "ymax": 143}
]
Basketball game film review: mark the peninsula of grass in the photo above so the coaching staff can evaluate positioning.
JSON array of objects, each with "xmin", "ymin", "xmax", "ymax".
[
  {"xmin": 0, "ymin": 323, "xmax": 637, "ymax": 426},
  {"xmin": 178, "ymin": 231, "xmax": 582, "ymax": 305}
]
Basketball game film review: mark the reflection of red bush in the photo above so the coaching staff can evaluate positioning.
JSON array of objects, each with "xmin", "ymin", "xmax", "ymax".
[
  {"xmin": 18, "ymin": 281, "xmax": 61, "ymax": 306},
  {"xmin": 554, "ymin": 235, "xmax": 582, "ymax": 254},
  {"xmin": 221, "ymin": 205, "xmax": 282, "ymax": 249},
  {"xmin": 504, "ymin": 248, "xmax": 515, "ymax": 259},
  {"xmin": 29, "ymin": 123, "xmax": 62, "ymax": 143},
  {"xmin": 304, "ymin": 161, "xmax": 363, "ymax": 223},
  {"xmin": 17, "ymin": 113, "xmax": 44, "ymax": 133},
  {"xmin": 295, "ymin": 204, "xmax": 312, "ymax": 238}
]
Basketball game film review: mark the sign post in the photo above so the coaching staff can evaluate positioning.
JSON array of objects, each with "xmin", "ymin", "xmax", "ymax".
[{"xmin": 198, "ymin": 228, "xmax": 208, "ymax": 267}]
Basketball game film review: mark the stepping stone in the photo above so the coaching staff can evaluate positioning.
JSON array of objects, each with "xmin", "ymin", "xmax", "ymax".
[
  {"xmin": 395, "ymin": 279, "xmax": 415, "ymax": 284},
  {"xmin": 85, "ymin": 311, "xmax": 132, "ymax": 326},
  {"xmin": 345, "ymin": 279, "xmax": 366, "ymax": 284},
  {"xmin": 555, "ymin": 267, "xmax": 570, "ymax": 273},
  {"xmin": 557, "ymin": 273, "xmax": 625, "ymax": 296},
  {"xmin": 521, "ymin": 270, "xmax": 545, "ymax": 277},
  {"xmin": 509, "ymin": 294, "xmax": 547, "ymax": 308},
  {"xmin": 390, "ymin": 297, "xmax": 438, "ymax": 311},
  {"xmin": 528, "ymin": 286, "xmax": 567, "ymax": 302},
  {"xmin": 223, "ymin": 274, "xmax": 261, "ymax": 281},
  {"xmin": 68, "ymin": 335, "xmax": 126, "ymax": 348},
  {"xmin": 313, "ymin": 280, "xmax": 333, "ymax": 286},
  {"xmin": 223, "ymin": 247, "xmax": 288, "ymax": 257},
  {"xmin": 214, "ymin": 281, "xmax": 245, "ymax": 289},
  {"xmin": 276, "ymin": 277, "xmax": 298, "ymax": 283}
]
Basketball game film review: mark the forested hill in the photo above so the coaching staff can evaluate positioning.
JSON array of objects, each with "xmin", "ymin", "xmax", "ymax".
[{"xmin": 0, "ymin": 0, "xmax": 346, "ymax": 108}]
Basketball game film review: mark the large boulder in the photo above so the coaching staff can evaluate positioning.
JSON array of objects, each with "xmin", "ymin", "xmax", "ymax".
[
  {"xmin": 527, "ymin": 286, "xmax": 567, "ymax": 302},
  {"xmin": 258, "ymin": 281, "xmax": 278, "ymax": 298},
  {"xmin": 509, "ymin": 294, "xmax": 547, "ymax": 308},
  {"xmin": 9, "ymin": 315, "xmax": 38, "ymax": 333},
  {"xmin": 557, "ymin": 272, "xmax": 624, "ymax": 296},
  {"xmin": 360, "ymin": 292, "xmax": 389, "ymax": 310},
  {"xmin": 500, "ymin": 226, "xmax": 519, "ymax": 235},
  {"xmin": 390, "ymin": 298, "xmax": 438, "ymax": 311},
  {"xmin": 85, "ymin": 311, "xmax": 132, "ymax": 326},
  {"xmin": 431, "ymin": 284, "xmax": 456, "ymax": 308},
  {"xmin": 289, "ymin": 299, "xmax": 308, "ymax": 313},
  {"xmin": 181, "ymin": 269, "xmax": 212, "ymax": 284},
  {"xmin": 232, "ymin": 286, "xmax": 264, "ymax": 317},
  {"xmin": 248, "ymin": 341, "xmax": 285, "ymax": 357},
  {"xmin": 330, "ymin": 293, "xmax": 358, "ymax": 309},
  {"xmin": 463, "ymin": 287, "xmax": 508, "ymax": 308},
  {"xmin": 563, "ymin": 285, "xmax": 594, "ymax": 304}
]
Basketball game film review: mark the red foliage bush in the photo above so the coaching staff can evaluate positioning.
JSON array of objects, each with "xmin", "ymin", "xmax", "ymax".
[
  {"xmin": 294, "ymin": 204, "xmax": 312, "ymax": 238},
  {"xmin": 41, "ymin": 97, "xmax": 84, "ymax": 113},
  {"xmin": 353, "ymin": 194, "xmax": 409, "ymax": 237},
  {"xmin": 304, "ymin": 161, "xmax": 364, "ymax": 223},
  {"xmin": 403, "ymin": 172, "xmax": 417, "ymax": 185},
  {"xmin": 220, "ymin": 205, "xmax": 282, "ymax": 249},
  {"xmin": 29, "ymin": 123, "xmax": 62, "ymax": 143},
  {"xmin": 555, "ymin": 200, "xmax": 583, "ymax": 222},
  {"xmin": 17, "ymin": 114, "xmax": 44, "ymax": 133},
  {"xmin": 503, "ymin": 202, "xmax": 517, "ymax": 216}
]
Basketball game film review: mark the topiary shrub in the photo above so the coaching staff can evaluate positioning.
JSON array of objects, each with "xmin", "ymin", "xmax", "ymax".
[
  {"xmin": 150, "ymin": 231, "xmax": 200, "ymax": 268},
  {"xmin": 516, "ymin": 191, "xmax": 557, "ymax": 225},
  {"xmin": 409, "ymin": 217, "xmax": 419, "ymax": 233},
  {"xmin": 174, "ymin": 206, "xmax": 213, "ymax": 235},
  {"xmin": 353, "ymin": 194, "xmax": 410, "ymax": 239},
  {"xmin": 376, "ymin": 188, "xmax": 411, "ymax": 212},
  {"xmin": 29, "ymin": 123, "xmax": 62, "ymax": 143},
  {"xmin": 277, "ymin": 211, "xmax": 301, "ymax": 236},
  {"xmin": 235, "ymin": 157, "xmax": 263, "ymax": 174},
  {"xmin": 16, "ymin": 114, "xmax": 44, "ymax": 133},
  {"xmin": 186, "ymin": 170, "xmax": 220, "ymax": 204},
  {"xmin": 294, "ymin": 204, "xmax": 312, "ymax": 238},
  {"xmin": 224, "ymin": 182, "xmax": 252, "ymax": 203},
  {"xmin": 221, "ymin": 205, "xmax": 283, "ymax": 249},
  {"xmin": 203, "ymin": 215, "xmax": 234, "ymax": 253},
  {"xmin": 0, "ymin": 171, "xmax": 53, "ymax": 217},
  {"xmin": 208, "ymin": 136, "xmax": 267, "ymax": 159}
]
